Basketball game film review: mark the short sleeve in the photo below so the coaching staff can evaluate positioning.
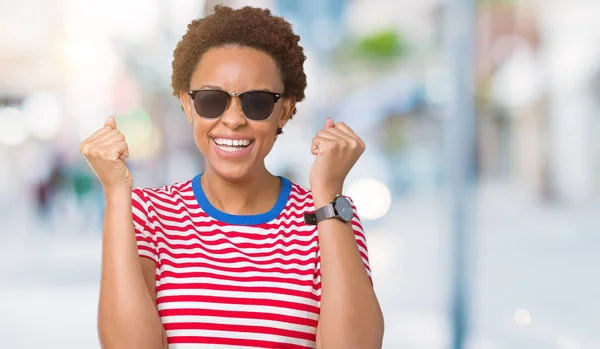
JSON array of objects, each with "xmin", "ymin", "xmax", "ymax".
[
  {"xmin": 132, "ymin": 188, "xmax": 158, "ymax": 263},
  {"xmin": 345, "ymin": 196, "xmax": 373, "ymax": 282}
]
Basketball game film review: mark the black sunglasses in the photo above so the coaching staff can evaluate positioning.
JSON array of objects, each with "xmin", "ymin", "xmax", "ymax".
[{"xmin": 187, "ymin": 89, "xmax": 283, "ymax": 121}]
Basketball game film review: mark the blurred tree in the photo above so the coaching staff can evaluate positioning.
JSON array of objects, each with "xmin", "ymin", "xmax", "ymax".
[
  {"xmin": 355, "ymin": 30, "xmax": 408, "ymax": 60},
  {"xmin": 335, "ymin": 29, "xmax": 410, "ymax": 65}
]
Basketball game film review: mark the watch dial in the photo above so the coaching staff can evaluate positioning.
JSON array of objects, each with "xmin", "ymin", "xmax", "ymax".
[{"xmin": 335, "ymin": 196, "xmax": 354, "ymax": 222}]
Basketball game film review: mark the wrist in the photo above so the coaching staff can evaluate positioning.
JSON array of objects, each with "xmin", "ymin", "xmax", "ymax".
[
  {"xmin": 312, "ymin": 187, "xmax": 343, "ymax": 208},
  {"xmin": 103, "ymin": 185, "xmax": 132, "ymax": 201}
]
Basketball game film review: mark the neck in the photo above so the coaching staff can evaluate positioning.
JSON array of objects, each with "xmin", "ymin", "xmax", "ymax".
[{"xmin": 201, "ymin": 165, "xmax": 281, "ymax": 215}]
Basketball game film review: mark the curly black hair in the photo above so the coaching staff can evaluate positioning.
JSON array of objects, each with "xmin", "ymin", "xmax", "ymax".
[{"xmin": 171, "ymin": 5, "xmax": 307, "ymax": 135}]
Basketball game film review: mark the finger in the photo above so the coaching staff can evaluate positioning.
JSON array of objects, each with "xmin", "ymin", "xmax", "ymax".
[
  {"xmin": 105, "ymin": 116, "xmax": 117, "ymax": 130},
  {"xmin": 95, "ymin": 129, "xmax": 125, "ymax": 145},
  {"xmin": 318, "ymin": 128, "xmax": 359, "ymax": 150},
  {"xmin": 335, "ymin": 122, "xmax": 360, "ymax": 138},
  {"xmin": 334, "ymin": 122, "xmax": 365, "ymax": 149},
  {"xmin": 311, "ymin": 136, "xmax": 333, "ymax": 155},
  {"xmin": 316, "ymin": 129, "xmax": 340, "ymax": 140},
  {"xmin": 90, "ymin": 129, "xmax": 125, "ymax": 147},
  {"xmin": 80, "ymin": 126, "xmax": 112, "ymax": 153},
  {"xmin": 325, "ymin": 117, "xmax": 335, "ymax": 128},
  {"xmin": 105, "ymin": 141, "xmax": 128, "ymax": 161},
  {"xmin": 311, "ymin": 137, "xmax": 325, "ymax": 155},
  {"xmin": 323, "ymin": 127, "xmax": 355, "ymax": 144},
  {"xmin": 120, "ymin": 142, "xmax": 130, "ymax": 159},
  {"xmin": 88, "ymin": 125, "xmax": 113, "ymax": 140}
]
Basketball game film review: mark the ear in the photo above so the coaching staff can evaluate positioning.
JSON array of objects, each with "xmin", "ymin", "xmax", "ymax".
[
  {"xmin": 278, "ymin": 97, "xmax": 296, "ymax": 129},
  {"xmin": 179, "ymin": 91, "xmax": 194, "ymax": 125}
]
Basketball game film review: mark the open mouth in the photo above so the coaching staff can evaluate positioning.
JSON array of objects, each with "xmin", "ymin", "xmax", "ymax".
[{"xmin": 212, "ymin": 138, "xmax": 254, "ymax": 153}]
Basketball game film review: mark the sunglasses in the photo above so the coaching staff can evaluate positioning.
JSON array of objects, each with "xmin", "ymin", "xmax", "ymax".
[{"xmin": 187, "ymin": 89, "xmax": 283, "ymax": 121}]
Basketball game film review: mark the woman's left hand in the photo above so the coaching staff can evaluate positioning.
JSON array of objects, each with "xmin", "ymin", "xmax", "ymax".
[{"xmin": 309, "ymin": 118, "xmax": 365, "ymax": 205}]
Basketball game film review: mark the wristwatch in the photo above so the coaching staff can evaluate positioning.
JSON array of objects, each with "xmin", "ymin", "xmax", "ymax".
[{"xmin": 304, "ymin": 195, "xmax": 354, "ymax": 225}]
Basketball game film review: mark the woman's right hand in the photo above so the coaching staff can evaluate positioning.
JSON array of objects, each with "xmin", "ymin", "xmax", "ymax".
[{"xmin": 80, "ymin": 116, "xmax": 133, "ymax": 192}]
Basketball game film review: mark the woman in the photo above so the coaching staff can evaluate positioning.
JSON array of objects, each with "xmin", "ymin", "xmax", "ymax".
[{"xmin": 80, "ymin": 5, "xmax": 383, "ymax": 349}]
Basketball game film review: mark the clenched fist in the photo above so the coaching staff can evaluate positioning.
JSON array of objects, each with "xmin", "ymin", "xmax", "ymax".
[
  {"xmin": 310, "ymin": 118, "xmax": 365, "ymax": 206},
  {"xmin": 80, "ymin": 116, "xmax": 132, "ymax": 192}
]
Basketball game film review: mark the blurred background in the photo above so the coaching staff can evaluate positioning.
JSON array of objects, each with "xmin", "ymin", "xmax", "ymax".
[{"xmin": 1, "ymin": 0, "xmax": 599, "ymax": 348}]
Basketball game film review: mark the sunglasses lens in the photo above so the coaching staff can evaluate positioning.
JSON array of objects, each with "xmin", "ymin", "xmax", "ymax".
[
  {"xmin": 241, "ymin": 92, "xmax": 276, "ymax": 121},
  {"xmin": 193, "ymin": 90, "xmax": 229, "ymax": 119}
]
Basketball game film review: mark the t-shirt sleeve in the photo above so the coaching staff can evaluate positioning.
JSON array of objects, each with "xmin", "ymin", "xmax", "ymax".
[
  {"xmin": 345, "ymin": 196, "xmax": 373, "ymax": 282},
  {"xmin": 131, "ymin": 188, "xmax": 158, "ymax": 263}
]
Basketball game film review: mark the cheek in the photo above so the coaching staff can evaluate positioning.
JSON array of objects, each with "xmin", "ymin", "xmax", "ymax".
[
  {"xmin": 255, "ymin": 123, "xmax": 279, "ymax": 153},
  {"xmin": 191, "ymin": 120, "xmax": 212, "ymax": 147}
]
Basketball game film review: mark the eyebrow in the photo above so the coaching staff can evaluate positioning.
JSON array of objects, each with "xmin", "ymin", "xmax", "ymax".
[
  {"xmin": 193, "ymin": 85, "xmax": 277, "ymax": 93},
  {"xmin": 196, "ymin": 85, "xmax": 223, "ymax": 90}
]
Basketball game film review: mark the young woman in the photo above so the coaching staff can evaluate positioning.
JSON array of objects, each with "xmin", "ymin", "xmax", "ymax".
[{"xmin": 80, "ymin": 5, "xmax": 383, "ymax": 349}]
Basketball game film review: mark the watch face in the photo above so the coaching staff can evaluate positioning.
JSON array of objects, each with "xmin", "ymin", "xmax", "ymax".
[{"xmin": 335, "ymin": 196, "xmax": 354, "ymax": 222}]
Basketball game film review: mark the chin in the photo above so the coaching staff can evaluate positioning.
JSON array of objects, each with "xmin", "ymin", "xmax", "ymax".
[
  {"xmin": 207, "ymin": 157, "xmax": 260, "ymax": 182},
  {"xmin": 213, "ymin": 166, "xmax": 250, "ymax": 182}
]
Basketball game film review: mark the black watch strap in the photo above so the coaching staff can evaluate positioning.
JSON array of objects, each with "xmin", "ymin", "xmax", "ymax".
[
  {"xmin": 304, "ymin": 202, "xmax": 336, "ymax": 225},
  {"xmin": 304, "ymin": 213, "xmax": 318, "ymax": 225}
]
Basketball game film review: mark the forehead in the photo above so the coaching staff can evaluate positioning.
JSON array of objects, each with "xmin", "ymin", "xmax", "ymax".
[{"xmin": 190, "ymin": 46, "xmax": 283, "ymax": 92}]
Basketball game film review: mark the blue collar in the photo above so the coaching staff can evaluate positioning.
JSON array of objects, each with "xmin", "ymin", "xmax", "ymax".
[{"xmin": 191, "ymin": 173, "xmax": 292, "ymax": 225}]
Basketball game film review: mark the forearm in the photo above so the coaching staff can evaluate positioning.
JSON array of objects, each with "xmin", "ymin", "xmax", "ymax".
[
  {"xmin": 314, "ymin": 198, "xmax": 384, "ymax": 349},
  {"xmin": 98, "ymin": 188, "xmax": 165, "ymax": 349}
]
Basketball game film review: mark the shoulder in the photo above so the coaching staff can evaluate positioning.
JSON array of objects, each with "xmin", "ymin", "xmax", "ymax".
[
  {"xmin": 132, "ymin": 178, "xmax": 194, "ymax": 207},
  {"xmin": 286, "ymin": 179, "xmax": 313, "ymax": 202}
]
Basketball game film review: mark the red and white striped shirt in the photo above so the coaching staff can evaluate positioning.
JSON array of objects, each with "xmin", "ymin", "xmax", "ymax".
[{"xmin": 132, "ymin": 174, "xmax": 371, "ymax": 348}]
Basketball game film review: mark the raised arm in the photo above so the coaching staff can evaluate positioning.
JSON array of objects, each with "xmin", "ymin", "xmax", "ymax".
[
  {"xmin": 80, "ymin": 116, "xmax": 167, "ymax": 349},
  {"xmin": 310, "ymin": 119, "xmax": 384, "ymax": 348}
]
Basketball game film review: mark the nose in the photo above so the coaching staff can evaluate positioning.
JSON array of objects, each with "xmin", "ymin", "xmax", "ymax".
[{"xmin": 220, "ymin": 96, "xmax": 247, "ymax": 130}]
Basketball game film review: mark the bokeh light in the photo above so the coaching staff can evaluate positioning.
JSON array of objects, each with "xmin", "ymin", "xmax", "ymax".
[
  {"xmin": 0, "ymin": 107, "xmax": 29, "ymax": 146},
  {"xmin": 346, "ymin": 178, "xmax": 392, "ymax": 220},
  {"xmin": 22, "ymin": 92, "xmax": 63, "ymax": 140},
  {"xmin": 117, "ymin": 108, "xmax": 160, "ymax": 161},
  {"xmin": 514, "ymin": 309, "xmax": 532, "ymax": 325}
]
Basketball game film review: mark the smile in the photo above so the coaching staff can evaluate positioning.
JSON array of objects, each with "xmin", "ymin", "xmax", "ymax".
[{"xmin": 212, "ymin": 137, "xmax": 253, "ymax": 153}]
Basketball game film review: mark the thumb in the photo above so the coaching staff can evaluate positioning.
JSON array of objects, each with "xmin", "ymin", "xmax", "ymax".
[
  {"xmin": 105, "ymin": 116, "xmax": 116, "ymax": 129},
  {"xmin": 325, "ymin": 117, "xmax": 335, "ymax": 128}
]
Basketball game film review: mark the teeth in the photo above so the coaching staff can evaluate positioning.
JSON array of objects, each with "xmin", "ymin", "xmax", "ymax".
[
  {"xmin": 217, "ymin": 145, "xmax": 244, "ymax": 152},
  {"xmin": 214, "ymin": 138, "xmax": 251, "ymax": 147}
]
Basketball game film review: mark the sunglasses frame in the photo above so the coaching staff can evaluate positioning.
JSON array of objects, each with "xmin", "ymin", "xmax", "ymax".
[{"xmin": 187, "ymin": 89, "xmax": 283, "ymax": 121}]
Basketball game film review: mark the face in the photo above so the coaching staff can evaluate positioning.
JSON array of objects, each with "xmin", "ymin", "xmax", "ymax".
[{"xmin": 180, "ymin": 46, "xmax": 295, "ymax": 181}]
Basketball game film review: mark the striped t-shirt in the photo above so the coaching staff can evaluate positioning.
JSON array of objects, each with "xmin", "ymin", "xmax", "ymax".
[{"xmin": 131, "ymin": 174, "xmax": 371, "ymax": 348}]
